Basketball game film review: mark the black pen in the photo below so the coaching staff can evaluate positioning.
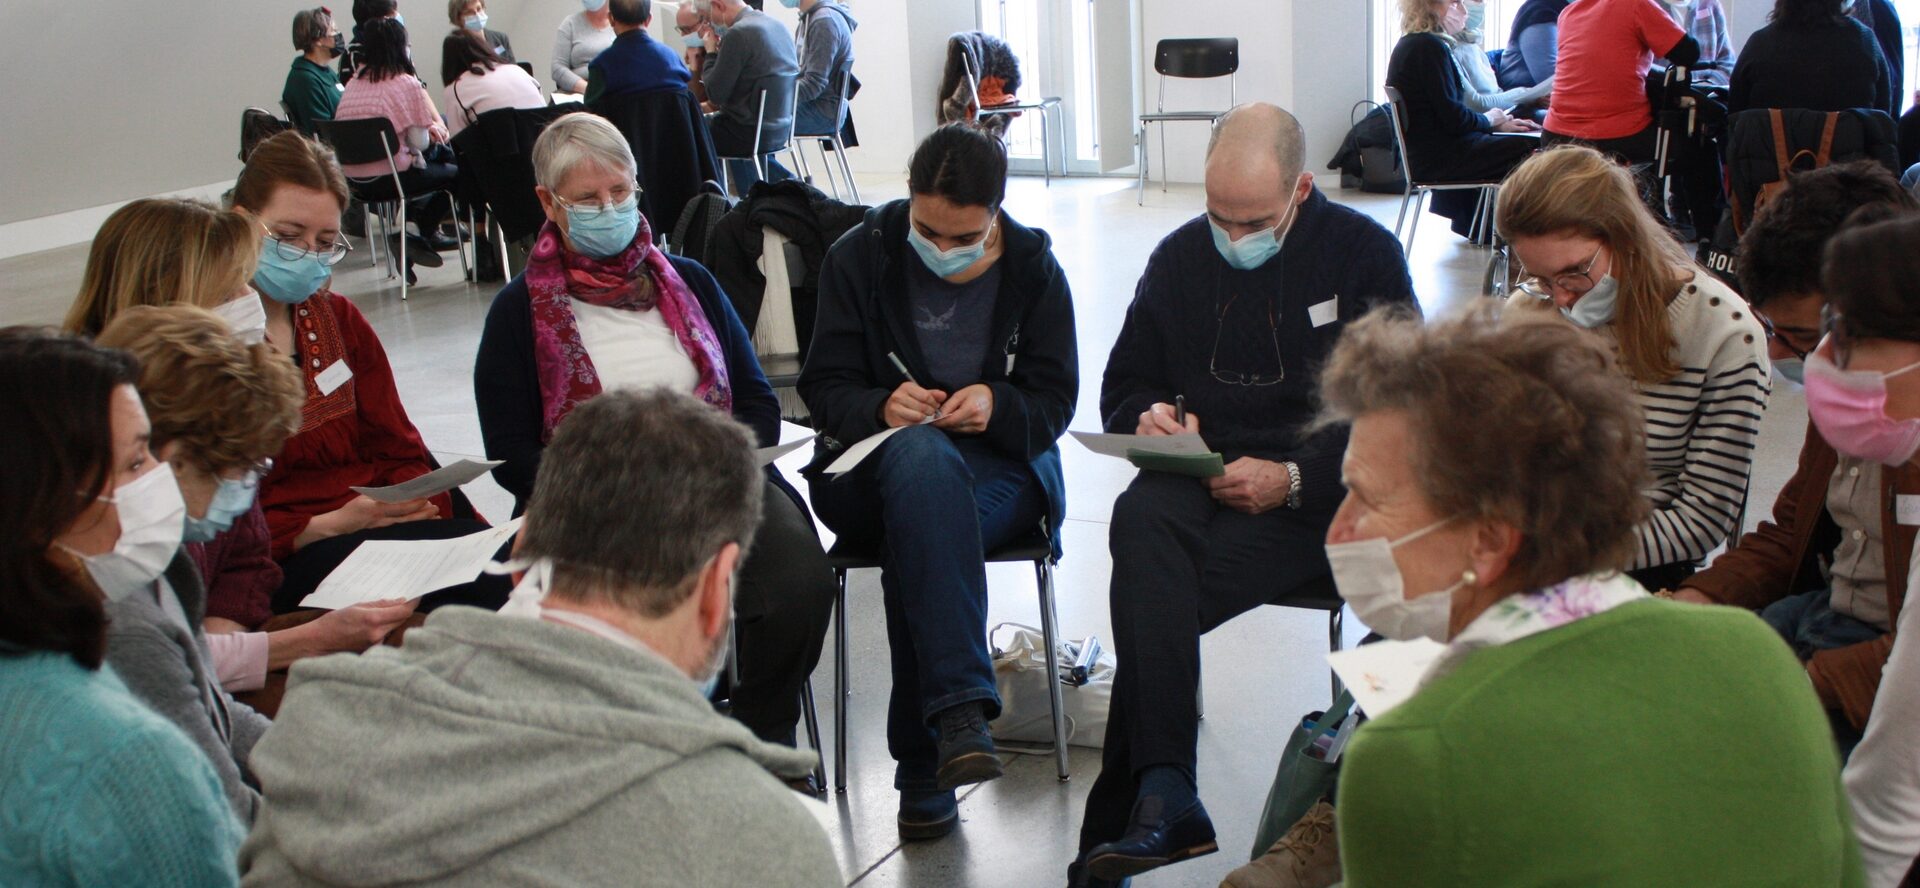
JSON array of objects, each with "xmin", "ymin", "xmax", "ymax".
[{"xmin": 1174, "ymin": 395, "xmax": 1186, "ymax": 427}]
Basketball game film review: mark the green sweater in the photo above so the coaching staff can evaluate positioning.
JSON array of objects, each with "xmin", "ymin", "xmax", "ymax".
[
  {"xmin": 1338, "ymin": 599, "xmax": 1864, "ymax": 887},
  {"xmin": 282, "ymin": 56, "xmax": 341, "ymax": 135}
]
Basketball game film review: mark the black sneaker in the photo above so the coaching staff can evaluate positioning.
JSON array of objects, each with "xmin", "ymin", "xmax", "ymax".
[
  {"xmin": 897, "ymin": 789, "xmax": 958, "ymax": 841},
  {"xmin": 933, "ymin": 701, "xmax": 1003, "ymax": 791}
]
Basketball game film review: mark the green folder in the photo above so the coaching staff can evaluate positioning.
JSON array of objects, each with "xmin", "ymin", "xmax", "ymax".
[{"xmin": 1126, "ymin": 449, "xmax": 1225, "ymax": 478}]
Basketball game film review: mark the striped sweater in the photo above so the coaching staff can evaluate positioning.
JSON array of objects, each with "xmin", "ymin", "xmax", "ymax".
[{"xmin": 1512, "ymin": 273, "xmax": 1771, "ymax": 569}]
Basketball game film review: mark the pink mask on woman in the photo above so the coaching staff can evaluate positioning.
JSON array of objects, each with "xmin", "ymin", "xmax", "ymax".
[{"xmin": 1804, "ymin": 352, "xmax": 1920, "ymax": 466}]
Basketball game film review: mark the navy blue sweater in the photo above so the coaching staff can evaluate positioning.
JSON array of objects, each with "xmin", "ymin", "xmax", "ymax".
[
  {"xmin": 473, "ymin": 253, "xmax": 784, "ymax": 510},
  {"xmin": 799, "ymin": 200, "xmax": 1079, "ymax": 547},
  {"xmin": 1100, "ymin": 189, "xmax": 1418, "ymax": 514},
  {"xmin": 584, "ymin": 29, "xmax": 692, "ymax": 104}
]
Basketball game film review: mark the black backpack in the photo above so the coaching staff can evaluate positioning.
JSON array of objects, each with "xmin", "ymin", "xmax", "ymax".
[{"xmin": 669, "ymin": 183, "xmax": 735, "ymax": 262}]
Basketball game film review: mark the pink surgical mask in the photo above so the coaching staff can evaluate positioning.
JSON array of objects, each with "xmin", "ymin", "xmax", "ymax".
[{"xmin": 1804, "ymin": 352, "xmax": 1920, "ymax": 466}]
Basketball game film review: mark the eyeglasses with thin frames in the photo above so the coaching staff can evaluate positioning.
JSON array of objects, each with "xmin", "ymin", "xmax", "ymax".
[
  {"xmin": 551, "ymin": 180, "xmax": 643, "ymax": 218},
  {"xmin": 1516, "ymin": 245, "xmax": 1604, "ymax": 300},
  {"xmin": 1758, "ymin": 313, "xmax": 1813, "ymax": 362},
  {"xmin": 1211, "ymin": 293, "xmax": 1285, "ymax": 386},
  {"xmin": 263, "ymin": 226, "xmax": 353, "ymax": 267}
]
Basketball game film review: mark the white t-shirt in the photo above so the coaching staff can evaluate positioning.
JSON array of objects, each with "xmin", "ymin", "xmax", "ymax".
[
  {"xmin": 571, "ymin": 301, "xmax": 701, "ymax": 394},
  {"xmin": 1846, "ymin": 550, "xmax": 1920, "ymax": 886}
]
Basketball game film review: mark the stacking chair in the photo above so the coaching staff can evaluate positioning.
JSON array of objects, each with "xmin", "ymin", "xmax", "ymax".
[
  {"xmin": 590, "ymin": 87, "xmax": 723, "ymax": 238},
  {"xmin": 315, "ymin": 117, "xmax": 415, "ymax": 300},
  {"xmin": 716, "ymin": 81, "xmax": 804, "ymax": 197},
  {"xmin": 1137, "ymin": 38, "xmax": 1239, "ymax": 204},
  {"xmin": 961, "ymin": 53, "xmax": 1065, "ymax": 186},
  {"xmin": 791, "ymin": 71, "xmax": 861, "ymax": 203},
  {"xmin": 450, "ymin": 104, "xmax": 573, "ymax": 273},
  {"xmin": 726, "ymin": 624, "xmax": 828, "ymax": 795},
  {"xmin": 827, "ymin": 525, "xmax": 1069, "ymax": 793},
  {"xmin": 1195, "ymin": 577, "xmax": 1347, "ymax": 720},
  {"xmin": 1381, "ymin": 85, "xmax": 1504, "ymax": 251}
]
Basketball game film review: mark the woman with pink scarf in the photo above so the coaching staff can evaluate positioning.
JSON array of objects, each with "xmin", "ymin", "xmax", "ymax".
[{"xmin": 473, "ymin": 113, "xmax": 834, "ymax": 762}]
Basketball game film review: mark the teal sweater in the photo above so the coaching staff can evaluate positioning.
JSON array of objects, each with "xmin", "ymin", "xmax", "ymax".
[
  {"xmin": 0, "ymin": 652, "xmax": 242, "ymax": 887},
  {"xmin": 1339, "ymin": 599, "xmax": 1865, "ymax": 887}
]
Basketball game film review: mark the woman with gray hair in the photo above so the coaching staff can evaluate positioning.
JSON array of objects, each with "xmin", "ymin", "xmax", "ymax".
[
  {"xmin": 283, "ymin": 7, "xmax": 343, "ymax": 135},
  {"xmin": 473, "ymin": 112, "xmax": 835, "ymax": 761},
  {"xmin": 1286, "ymin": 308, "xmax": 1862, "ymax": 886}
]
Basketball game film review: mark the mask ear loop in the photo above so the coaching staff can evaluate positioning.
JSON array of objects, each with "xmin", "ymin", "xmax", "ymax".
[{"xmin": 487, "ymin": 557, "xmax": 552, "ymax": 617}]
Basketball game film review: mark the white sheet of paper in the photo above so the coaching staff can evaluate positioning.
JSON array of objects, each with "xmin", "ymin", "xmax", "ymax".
[
  {"xmin": 756, "ymin": 435, "xmax": 816, "ymax": 467},
  {"xmin": 351, "ymin": 459, "xmax": 504, "ymax": 503},
  {"xmin": 301, "ymin": 517, "xmax": 524, "ymax": 610},
  {"xmin": 1899, "ymin": 494, "xmax": 1920, "ymax": 526},
  {"xmin": 1327, "ymin": 638, "xmax": 1447, "ymax": 718},
  {"xmin": 824, "ymin": 426, "xmax": 907, "ymax": 475},
  {"xmin": 1067, "ymin": 431, "xmax": 1212, "ymax": 460}
]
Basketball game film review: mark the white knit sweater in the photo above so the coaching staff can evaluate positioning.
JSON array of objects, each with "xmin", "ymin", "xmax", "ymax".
[{"xmin": 1510, "ymin": 272, "xmax": 1772, "ymax": 570}]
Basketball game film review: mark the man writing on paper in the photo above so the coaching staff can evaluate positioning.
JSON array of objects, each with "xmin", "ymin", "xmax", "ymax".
[
  {"xmin": 1071, "ymin": 103, "xmax": 1417, "ymax": 885},
  {"xmin": 241, "ymin": 389, "xmax": 842, "ymax": 887}
]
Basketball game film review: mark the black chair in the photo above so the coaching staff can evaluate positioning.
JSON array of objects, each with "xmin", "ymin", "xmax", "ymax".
[
  {"xmin": 1195, "ymin": 577, "xmax": 1346, "ymax": 720},
  {"xmin": 1137, "ymin": 38, "xmax": 1239, "ymax": 204},
  {"xmin": 724, "ymin": 623, "xmax": 828, "ymax": 795},
  {"xmin": 589, "ymin": 88, "xmax": 724, "ymax": 240},
  {"xmin": 315, "ymin": 117, "xmax": 419, "ymax": 299},
  {"xmin": 1380, "ymin": 85, "xmax": 1506, "ymax": 251},
  {"xmin": 826, "ymin": 526, "xmax": 1069, "ymax": 793},
  {"xmin": 450, "ymin": 104, "xmax": 573, "ymax": 268}
]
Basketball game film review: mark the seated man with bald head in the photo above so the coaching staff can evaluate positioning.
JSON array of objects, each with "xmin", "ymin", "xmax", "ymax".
[{"xmin": 1072, "ymin": 103, "xmax": 1418, "ymax": 885}]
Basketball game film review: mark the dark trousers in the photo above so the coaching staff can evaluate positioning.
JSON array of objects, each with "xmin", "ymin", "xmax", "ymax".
[
  {"xmin": 273, "ymin": 518, "xmax": 513, "ymax": 614},
  {"xmin": 1543, "ymin": 124, "xmax": 1659, "ymax": 164},
  {"xmin": 350, "ymin": 156, "xmax": 458, "ymax": 238},
  {"xmin": 730, "ymin": 480, "xmax": 838, "ymax": 745},
  {"xmin": 1078, "ymin": 471, "xmax": 1336, "ymax": 852},
  {"xmin": 808, "ymin": 425, "xmax": 1048, "ymax": 791},
  {"xmin": 1414, "ymin": 133, "xmax": 1538, "ymax": 238},
  {"xmin": 1760, "ymin": 588, "xmax": 1886, "ymax": 757}
]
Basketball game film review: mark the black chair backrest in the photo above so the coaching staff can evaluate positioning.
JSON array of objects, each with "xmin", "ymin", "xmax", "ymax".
[
  {"xmin": 450, "ymin": 104, "xmax": 573, "ymax": 243},
  {"xmin": 516, "ymin": 60, "xmax": 534, "ymax": 78},
  {"xmin": 590, "ymin": 88, "xmax": 723, "ymax": 238},
  {"xmin": 1155, "ymin": 38, "xmax": 1238, "ymax": 79},
  {"xmin": 314, "ymin": 117, "xmax": 402, "ymax": 169}
]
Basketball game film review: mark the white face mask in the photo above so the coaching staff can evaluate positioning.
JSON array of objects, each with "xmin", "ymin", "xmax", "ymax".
[
  {"xmin": 66, "ymin": 464, "xmax": 187, "ymax": 602},
  {"xmin": 213, "ymin": 290, "xmax": 269, "ymax": 344},
  {"xmin": 1325, "ymin": 517, "xmax": 1474, "ymax": 642}
]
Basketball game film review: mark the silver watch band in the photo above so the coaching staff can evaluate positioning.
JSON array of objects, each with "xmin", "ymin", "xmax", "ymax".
[{"xmin": 1283, "ymin": 461, "xmax": 1303, "ymax": 510}]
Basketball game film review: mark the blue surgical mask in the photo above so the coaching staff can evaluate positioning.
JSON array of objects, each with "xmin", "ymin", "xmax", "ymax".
[
  {"xmin": 907, "ymin": 214, "xmax": 994, "ymax": 278},
  {"xmin": 713, "ymin": 23, "xmax": 731, "ymax": 39},
  {"xmin": 1775, "ymin": 358, "xmax": 1805, "ymax": 386},
  {"xmin": 1562, "ymin": 274, "xmax": 1620, "ymax": 329},
  {"xmin": 1465, "ymin": 1, "xmax": 1486, "ymax": 33},
  {"xmin": 393, "ymin": 12, "xmax": 405, "ymax": 25},
  {"xmin": 255, "ymin": 241, "xmax": 331, "ymax": 304},
  {"xmin": 683, "ymin": 32, "xmax": 705, "ymax": 48},
  {"xmin": 465, "ymin": 12, "xmax": 487, "ymax": 30},
  {"xmin": 1208, "ymin": 192, "xmax": 1298, "ymax": 271},
  {"xmin": 563, "ymin": 193, "xmax": 641, "ymax": 259},
  {"xmin": 779, "ymin": 0, "xmax": 801, "ymax": 7},
  {"xmin": 183, "ymin": 475, "xmax": 259, "ymax": 544},
  {"xmin": 583, "ymin": 0, "xmax": 607, "ymax": 10}
]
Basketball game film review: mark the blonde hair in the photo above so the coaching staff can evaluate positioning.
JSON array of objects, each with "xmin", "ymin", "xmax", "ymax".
[
  {"xmin": 93, "ymin": 305, "xmax": 305, "ymax": 473},
  {"xmin": 1400, "ymin": 0, "xmax": 1448, "ymax": 34},
  {"xmin": 1496, "ymin": 146, "xmax": 1694, "ymax": 384},
  {"xmin": 64, "ymin": 199, "xmax": 261, "ymax": 337}
]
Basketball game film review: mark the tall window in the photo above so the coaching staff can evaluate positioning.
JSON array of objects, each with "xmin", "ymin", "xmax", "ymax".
[
  {"xmin": 974, "ymin": 0, "xmax": 1138, "ymax": 175},
  {"xmin": 1370, "ymin": 0, "xmax": 1517, "ymax": 103}
]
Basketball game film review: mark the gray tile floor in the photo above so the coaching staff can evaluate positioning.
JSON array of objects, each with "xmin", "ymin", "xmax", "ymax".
[{"xmin": 0, "ymin": 175, "xmax": 1807, "ymax": 888}]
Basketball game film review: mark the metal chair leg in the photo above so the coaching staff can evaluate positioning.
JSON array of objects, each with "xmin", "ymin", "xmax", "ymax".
[
  {"xmin": 1040, "ymin": 105, "xmax": 1052, "ymax": 188},
  {"xmin": 1328, "ymin": 607, "xmax": 1346, "ymax": 702},
  {"xmin": 1035, "ymin": 558, "xmax": 1070, "ymax": 782},
  {"xmin": 801, "ymin": 678, "xmax": 827, "ymax": 795},
  {"xmin": 831, "ymin": 135, "xmax": 860, "ymax": 205},
  {"xmin": 396, "ymin": 201, "xmax": 409, "ymax": 301},
  {"xmin": 1394, "ymin": 188, "xmax": 1415, "ymax": 243},
  {"xmin": 1159, "ymin": 123, "xmax": 1169, "ymax": 193},
  {"xmin": 1136, "ymin": 123, "xmax": 1149, "ymax": 205},
  {"xmin": 1407, "ymin": 190, "xmax": 1425, "ymax": 252},
  {"xmin": 833, "ymin": 568, "xmax": 850, "ymax": 794}
]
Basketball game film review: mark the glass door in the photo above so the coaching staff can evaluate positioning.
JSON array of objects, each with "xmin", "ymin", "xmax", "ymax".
[{"xmin": 976, "ymin": 0, "xmax": 1137, "ymax": 176}]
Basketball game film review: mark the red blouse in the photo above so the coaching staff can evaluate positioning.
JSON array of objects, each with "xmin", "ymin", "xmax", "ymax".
[
  {"xmin": 186, "ymin": 501, "xmax": 281, "ymax": 628},
  {"xmin": 259, "ymin": 290, "xmax": 452, "ymax": 559}
]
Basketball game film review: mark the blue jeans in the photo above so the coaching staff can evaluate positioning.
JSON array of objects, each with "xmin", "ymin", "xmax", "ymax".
[
  {"xmin": 725, "ymin": 156, "xmax": 793, "ymax": 196},
  {"xmin": 1759, "ymin": 588, "xmax": 1886, "ymax": 660},
  {"xmin": 762, "ymin": 104, "xmax": 839, "ymax": 186},
  {"xmin": 807, "ymin": 425, "xmax": 1048, "ymax": 791}
]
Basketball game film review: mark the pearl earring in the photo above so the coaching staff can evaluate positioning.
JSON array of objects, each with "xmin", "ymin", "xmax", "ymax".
[{"xmin": 1461, "ymin": 569, "xmax": 1478, "ymax": 586}]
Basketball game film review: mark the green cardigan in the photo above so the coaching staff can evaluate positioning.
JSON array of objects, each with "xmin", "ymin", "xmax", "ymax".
[{"xmin": 1338, "ymin": 599, "xmax": 1865, "ymax": 887}]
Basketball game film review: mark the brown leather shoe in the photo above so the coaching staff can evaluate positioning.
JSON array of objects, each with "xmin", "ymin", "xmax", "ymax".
[{"xmin": 1219, "ymin": 801, "xmax": 1341, "ymax": 888}]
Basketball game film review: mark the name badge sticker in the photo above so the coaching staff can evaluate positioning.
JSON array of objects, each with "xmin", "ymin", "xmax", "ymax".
[
  {"xmin": 1898, "ymin": 494, "xmax": 1920, "ymax": 526},
  {"xmin": 1309, "ymin": 297, "xmax": 1339, "ymax": 328},
  {"xmin": 315, "ymin": 359, "xmax": 353, "ymax": 396}
]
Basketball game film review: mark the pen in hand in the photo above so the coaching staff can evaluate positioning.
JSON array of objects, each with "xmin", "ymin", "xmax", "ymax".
[
  {"xmin": 888, "ymin": 352, "xmax": 918, "ymax": 386},
  {"xmin": 1174, "ymin": 395, "xmax": 1186, "ymax": 428}
]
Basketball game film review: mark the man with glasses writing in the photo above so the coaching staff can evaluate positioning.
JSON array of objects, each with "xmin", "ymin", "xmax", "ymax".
[
  {"xmin": 1671, "ymin": 162, "xmax": 1919, "ymax": 753},
  {"xmin": 1072, "ymin": 103, "xmax": 1415, "ymax": 885}
]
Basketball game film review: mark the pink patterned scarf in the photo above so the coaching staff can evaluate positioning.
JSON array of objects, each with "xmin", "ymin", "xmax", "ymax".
[{"xmin": 524, "ymin": 216, "xmax": 731, "ymax": 441}]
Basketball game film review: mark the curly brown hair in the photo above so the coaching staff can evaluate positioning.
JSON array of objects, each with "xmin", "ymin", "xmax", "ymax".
[
  {"xmin": 93, "ymin": 305, "xmax": 305, "ymax": 473},
  {"xmin": 1317, "ymin": 307, "xmax": 1651, "ymax": 590}
]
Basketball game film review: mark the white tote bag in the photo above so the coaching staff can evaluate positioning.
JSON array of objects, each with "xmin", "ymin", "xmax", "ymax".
[{"xmin": 988, "ymin": 622, "xmax": 1114, "ymax": 749}]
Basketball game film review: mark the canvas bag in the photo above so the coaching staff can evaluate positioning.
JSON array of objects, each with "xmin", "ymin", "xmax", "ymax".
[
  {"xmin": 1249, "ymin": 690, "xmax": 1357, "ymax": 858},
  {"xmin": 988, "ymin": 622, "xmax": 1112, "ymax": 749}
]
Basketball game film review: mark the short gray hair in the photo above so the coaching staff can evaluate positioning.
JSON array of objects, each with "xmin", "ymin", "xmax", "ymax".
[
  {"xmin": 521, "ymin": 389, "xmax": 764, "ymax": 618},
  {"xmin": 531, "ymin": 112, "xmax": 638, "ymax": 192},
  {"xmin": 1207, "ymin": 103, "xmax": 1307, "ymax": 182}
]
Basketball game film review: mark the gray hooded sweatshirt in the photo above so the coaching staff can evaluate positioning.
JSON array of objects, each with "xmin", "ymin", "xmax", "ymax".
[{"xmin": 238, "ymin": 607, "xmax": 841, "ymax": 887}]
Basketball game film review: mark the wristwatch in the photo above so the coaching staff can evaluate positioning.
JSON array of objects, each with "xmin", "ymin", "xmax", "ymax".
[{"xmin": 1282, "ymin": 461, "xmax": 1303, "ymax": 510}]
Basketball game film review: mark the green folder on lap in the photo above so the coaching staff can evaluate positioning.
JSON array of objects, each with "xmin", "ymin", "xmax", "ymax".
[{"xmin": 1126, "ymin": 449, "xmax": 1225, "ymax": 478}]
